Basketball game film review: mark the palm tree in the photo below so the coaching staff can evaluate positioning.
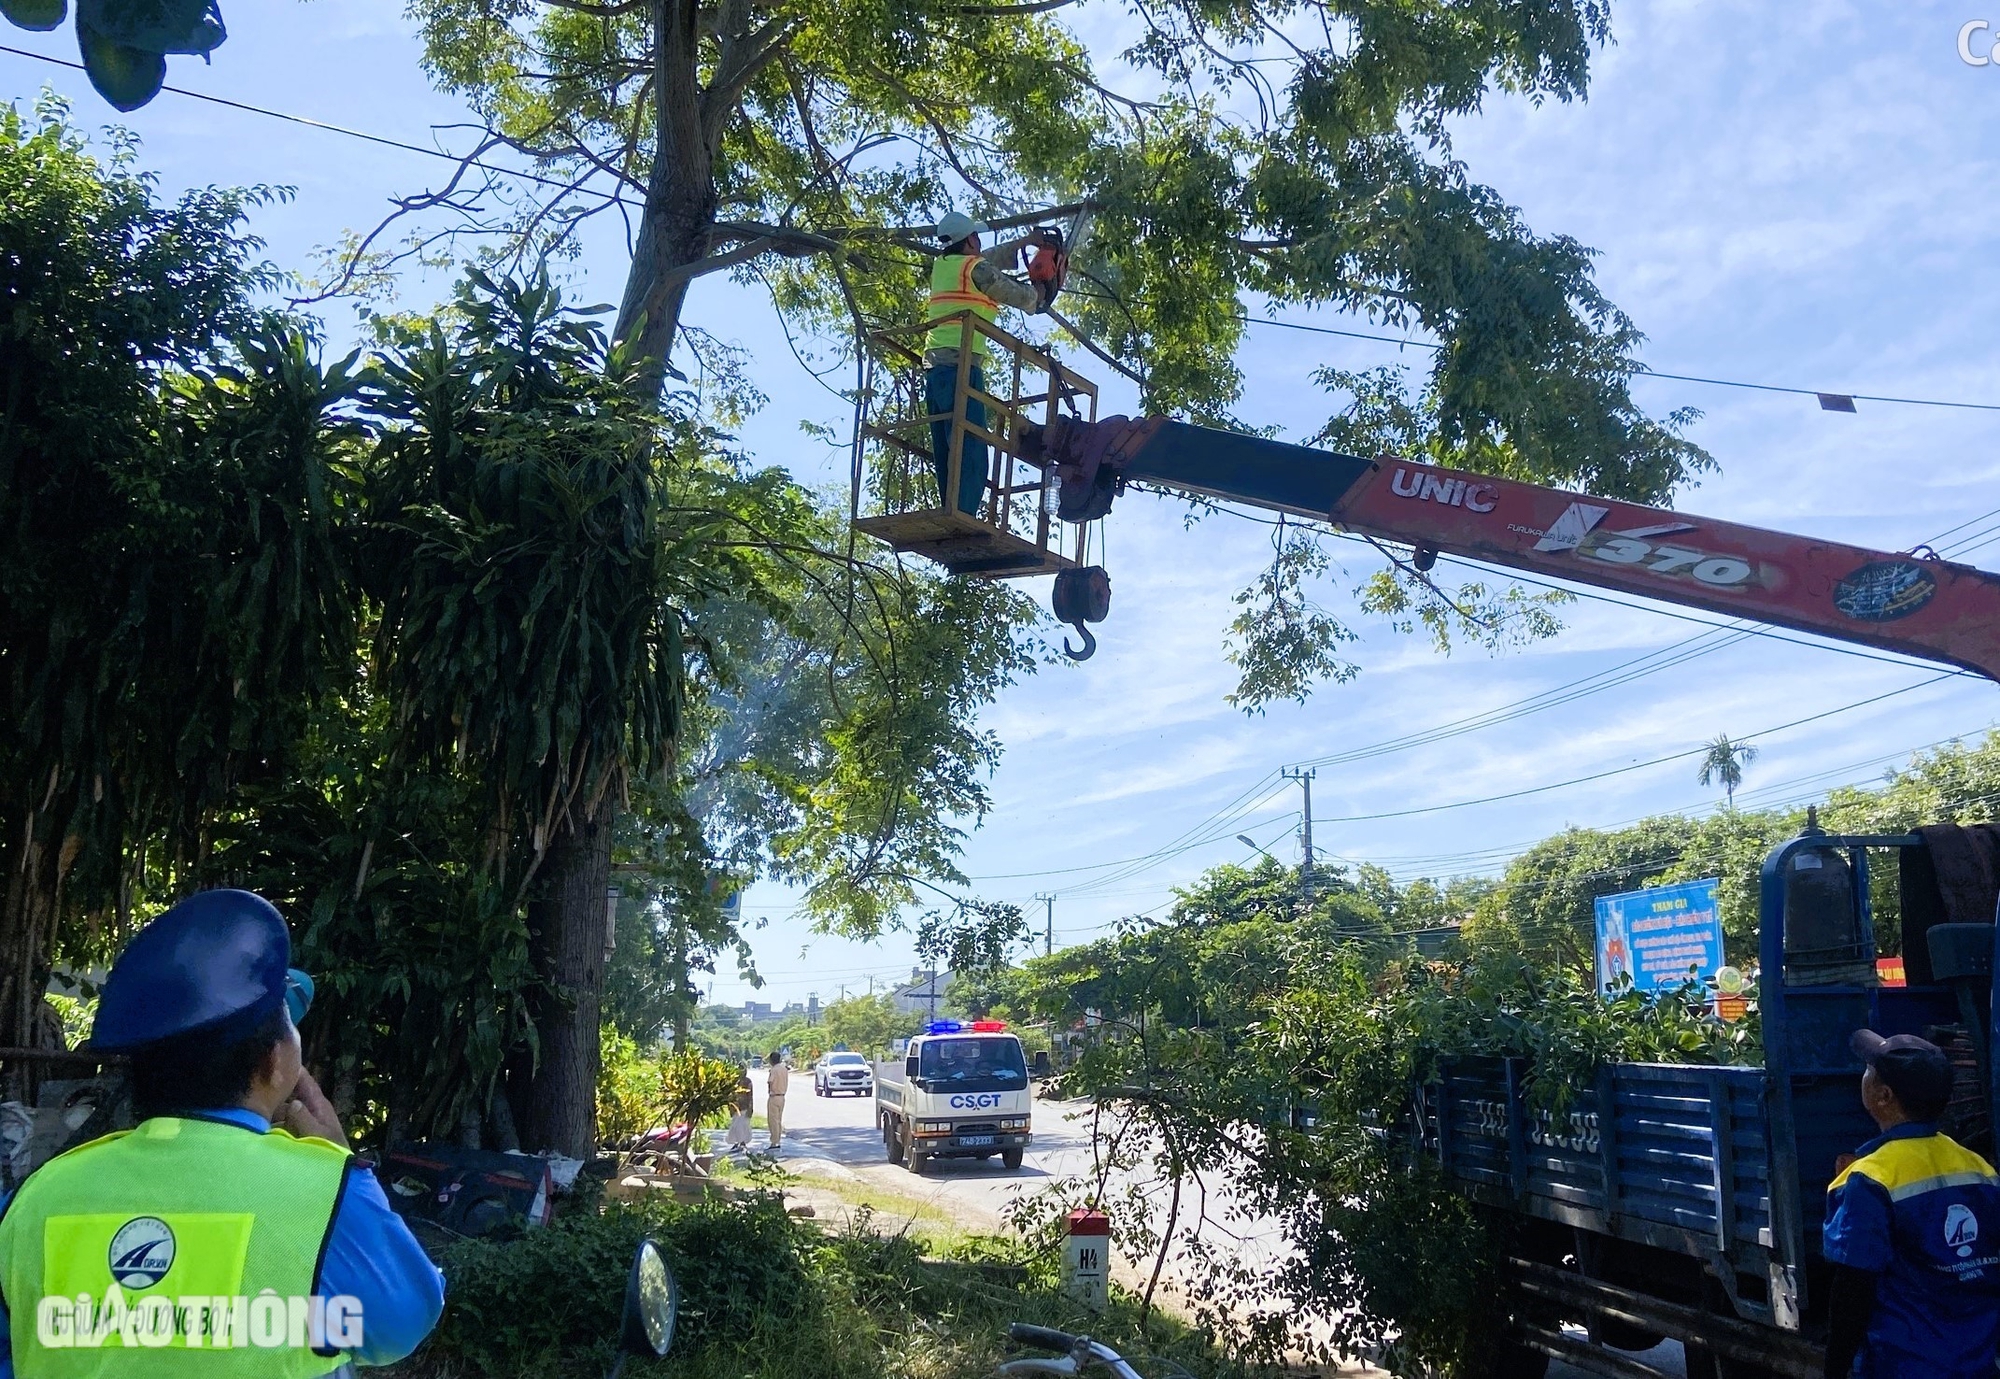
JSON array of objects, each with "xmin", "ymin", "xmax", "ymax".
[{"xmin": 1697, "ymin": 735, "xmax": 1759, "ymax": 810}]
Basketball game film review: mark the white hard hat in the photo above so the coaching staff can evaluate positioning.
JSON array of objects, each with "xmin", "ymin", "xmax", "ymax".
[{"xmin": 936, "ymin": 211, "xmax": 990, "ymax": 243}]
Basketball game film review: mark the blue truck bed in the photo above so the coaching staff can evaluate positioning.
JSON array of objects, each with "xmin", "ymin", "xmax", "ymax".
[{"xmin": 1422, "ymin": 1056, "xmax": 1790, "ymax": 1328}]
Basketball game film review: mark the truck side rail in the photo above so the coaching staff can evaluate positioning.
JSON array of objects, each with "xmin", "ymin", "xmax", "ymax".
[{"xmin": 1424, "ymin": 1056, "xmax": 1784, "ymax": 1324}]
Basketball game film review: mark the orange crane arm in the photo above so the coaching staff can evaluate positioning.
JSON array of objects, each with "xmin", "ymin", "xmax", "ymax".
[{"xmin": 1023, "ymin": 415, "xmax": 2000, "ymax": 683}]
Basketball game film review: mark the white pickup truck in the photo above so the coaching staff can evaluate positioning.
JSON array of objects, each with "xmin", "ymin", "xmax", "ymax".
[{"xmin": 875, "ymin": 1021, "xmax": 1033, "ymax": 1173}]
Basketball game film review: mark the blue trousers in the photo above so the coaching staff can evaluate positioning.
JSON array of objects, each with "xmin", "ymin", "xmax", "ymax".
[{"xmin": 926, "ymin": 363, "xmax": 987, "ymax": 516}]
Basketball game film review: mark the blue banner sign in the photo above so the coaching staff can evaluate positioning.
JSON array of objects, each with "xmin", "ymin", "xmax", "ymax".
[{"xmin": 1594, "ymin": 878, "xmax": 1724, "ymax": 994}]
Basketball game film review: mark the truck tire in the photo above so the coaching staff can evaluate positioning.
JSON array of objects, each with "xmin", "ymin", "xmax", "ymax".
[
  {"xmin": 1002, "ymin": 1148, "xmax": 1024, "ymax": 1170},
  {"xmin": 883, "ymin": 1120, "xmax": 902, "ymax": 1161},
  {"xmin": 905, "ymin": 1138, "xmax": 928, "ymax": 1175}
]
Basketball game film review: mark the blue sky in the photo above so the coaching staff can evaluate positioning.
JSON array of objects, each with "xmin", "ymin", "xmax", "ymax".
[{"xmin": 7, "ymin": 2, "xmax": 1998, "ymax": 1006}]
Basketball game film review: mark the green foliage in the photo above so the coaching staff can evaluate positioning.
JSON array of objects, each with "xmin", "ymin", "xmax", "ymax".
[
  {"xmin": 368, "ymin": 0, "xmax": 1711, "ymax": 720},
  {"xmin": 363, "ymin": 267, "xmax": 686, "ymax": 872},
  {"xmin": 407, "ymin": 1188, "xmax": 1235, "ymax": 1379},
  {"xmin": 416, "ymin": 1195, "xmax": 816, "ymax": 1376},
  {"xmin": 747, "ymin": 574, "xmax": 1041, "ymax": 936},
  {"xmin": 819, "ymin": 994, "xmax": 923, "ymax": 1058},
  {"xmin": 0, "ymin": 97, "xmax": 357, "ymax": 1038},
  {"xmin": 915, "ymin": 899, "xmax": 1030, "ymax": 979},
  {"xmin": 659, "ymin": 1047, "xmax": 743, "ymax": 1128},
  {"xmin": 989, "ymin": 737, "xmax": 2000, "ymax": 1375},
  {"xmin": 1002, "ymin": 880, "xmax": 1752, "ymax": 1373},
  {"xmin": 1224, "ymin": 526, "xmax": 1359, "ymax": 712},
  {"xmin": 598, "ymin": 1029, "xmax": 665, "ymax": 1147},
  {"xmin": 1471, "ymin": 808, "xmax": 1786, "ymax": 970}
]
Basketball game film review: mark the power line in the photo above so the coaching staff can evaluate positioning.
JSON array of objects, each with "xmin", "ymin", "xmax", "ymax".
[
  {"xmin": 979, "ymin": 671, "xmax": 1963, "ymax": 900},
  {"xmin": 1309, "ymin": 673, "xmax": 1956, "ymax": 824},
  {"xmin": 1348, "ymin": 729, "xmax": 1986, "ymax": 879},
  {"xmin": 0, "ymin": 42, "xmax": 637, "ymax": 209},
  {"xmin": 1238, "ymin": 314, "xmax": 2000, "ymax": 414}
]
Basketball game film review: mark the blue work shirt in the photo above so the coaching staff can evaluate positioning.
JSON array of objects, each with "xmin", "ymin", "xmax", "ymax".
[
  {"xmin": 1823, "ymin": 1121, "xmax": 2000, "ymax": 1379},
  {"xmin": 0, "ymin": 1107, "xmax": 445, "ymax": 1373}
]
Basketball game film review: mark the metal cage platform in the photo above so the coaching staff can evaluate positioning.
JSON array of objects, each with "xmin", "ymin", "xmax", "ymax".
[{"xmin": 856, "ymin": 312, "xmax": 1100, "ymax": 579}]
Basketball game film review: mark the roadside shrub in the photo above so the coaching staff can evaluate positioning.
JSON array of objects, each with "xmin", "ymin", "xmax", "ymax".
[
  {"xmin": 598, "ymin": 1028, "xmax": 666, "ymax": 1146},
  {"xmin": 659, "ymin": 1047, "xmax": 742, "ymax": 1130},
  {"xmin": 396, "ymin": 1184, "xmax": 1240, "ymax": 1379},
  {"xmin": 408, "ymin": 1192, "xmax": 814, "ymax": 1376}
]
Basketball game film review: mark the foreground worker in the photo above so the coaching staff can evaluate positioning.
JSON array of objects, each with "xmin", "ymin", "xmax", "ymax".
[
  {"xmin": 1822, "ymin": 1030, "xmax": 2000, "ymax": 1379},
  {"xmin": 924, "ymin": 210, "xmax": 1043, "ymax": 516},
  {"xmin": 0, "ymin": 889, "xmax": 444, "ymax": 1374}
]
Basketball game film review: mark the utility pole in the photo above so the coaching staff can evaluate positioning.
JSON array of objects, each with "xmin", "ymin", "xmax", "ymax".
[
  {"xmin": 1282, "ymin": 766, "xmax": 1316, "ymax": 892},
  {"xmin": 1036, "ymin": 893, "xmax": 1055, "ymax": 956}
]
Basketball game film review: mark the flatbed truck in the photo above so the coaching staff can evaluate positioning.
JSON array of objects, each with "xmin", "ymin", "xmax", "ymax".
[
  {"xmin": 1419, "ymin": 818, "xmax": 1999, "ymax": 1378},
  {"xmin": 875, "ymin": 1020, "xmax": 1034, "ymax": 1174}
]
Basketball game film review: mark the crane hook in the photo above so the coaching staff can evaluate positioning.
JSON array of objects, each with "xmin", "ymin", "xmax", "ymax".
[{"xmin": 1052, "ymin": 566, "xmax": 1110, "ymax": 664}]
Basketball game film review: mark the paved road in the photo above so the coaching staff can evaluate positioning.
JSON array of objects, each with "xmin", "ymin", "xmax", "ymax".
[
  {"xmin": 756, "ymin": 1066, "xmax": 1116, "ymax": 1228},
  {"xmin": 752, "ymin": 1069, "xmax": 1685, "ymax": 1379}
]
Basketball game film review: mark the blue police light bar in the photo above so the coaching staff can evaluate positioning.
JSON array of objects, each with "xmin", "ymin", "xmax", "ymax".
[{"xmin": 925, "ymin": 1020, "xmax": 964, "ymax": 1034}]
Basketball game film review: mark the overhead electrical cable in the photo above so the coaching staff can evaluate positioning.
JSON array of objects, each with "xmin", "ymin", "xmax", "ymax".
[
  {"xmin": 1307, "ymin": 674, "xmax": 1955, "ymax": 824},
  {"xmin": 1235, "ymin": 314, "xmax": 2000, "ymax": 413}
]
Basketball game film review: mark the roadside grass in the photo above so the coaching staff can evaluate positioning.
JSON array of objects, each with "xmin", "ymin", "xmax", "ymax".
[
  {"xmin": 708, "ymin": 1152, "xmax": 975, "ymax": 1244},
  {"xmin": 389, "ymin": 1190, "xmax": 1239, "ymax": 1379}
]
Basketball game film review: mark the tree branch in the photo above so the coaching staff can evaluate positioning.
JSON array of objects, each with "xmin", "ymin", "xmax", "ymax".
[{"xmin": 951, "ymin": 0, "xmax": 1080, "ymax": 13}]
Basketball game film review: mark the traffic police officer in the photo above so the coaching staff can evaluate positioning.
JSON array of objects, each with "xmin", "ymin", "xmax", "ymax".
[
  {"xmin": 1822, "ymin": 1029, "xmax": 2000, "ymax": 1379},
  {"xmin": 0, "ymin": 889, "xmax": 445, "ymax": 1374}
]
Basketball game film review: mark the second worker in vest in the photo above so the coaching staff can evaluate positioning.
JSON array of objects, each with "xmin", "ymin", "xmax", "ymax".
[
  {"xmin": 925, "ymin": 211, "xmax": 1045, "ymax": 517},
  {"xmin": 0, "ymin": 889, "xmax": 445, "ymax": 1376}
]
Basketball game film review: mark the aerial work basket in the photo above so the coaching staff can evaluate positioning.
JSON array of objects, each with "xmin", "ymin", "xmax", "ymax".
[{"xmin": 854, "ymin": 311, "xmax": 1102, "ymax": 579}]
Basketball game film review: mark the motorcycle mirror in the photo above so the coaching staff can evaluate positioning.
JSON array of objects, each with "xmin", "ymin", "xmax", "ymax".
[{"xmin": 618, "ymin": 1239, "xmax": 677, "ymax": 1363}]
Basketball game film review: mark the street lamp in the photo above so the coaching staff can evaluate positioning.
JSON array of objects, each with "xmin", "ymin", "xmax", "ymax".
[{"xmin": 1235, "ymin": 834, "xmax": 1280, "ymax": 865}]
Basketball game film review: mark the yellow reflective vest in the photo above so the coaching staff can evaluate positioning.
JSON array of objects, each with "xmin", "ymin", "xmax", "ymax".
[
  {"xmin": 925, "ymin": 254, "xmax": 999, "ymax": 359},
  {"xmin": 0, "ymin": 1116, "xmax": 352, "ymax": 1377}
]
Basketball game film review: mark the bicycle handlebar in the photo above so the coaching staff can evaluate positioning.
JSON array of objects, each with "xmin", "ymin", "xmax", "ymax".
[{"xmin": 1008, "ymin": 1324, "xmax": 1081, "ymax": 1353}]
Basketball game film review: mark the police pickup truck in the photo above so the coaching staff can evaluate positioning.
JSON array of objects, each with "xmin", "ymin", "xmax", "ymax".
[{"xmin": 876, "ymin": 1021, "xmax": 1033, "ymax": 1173}]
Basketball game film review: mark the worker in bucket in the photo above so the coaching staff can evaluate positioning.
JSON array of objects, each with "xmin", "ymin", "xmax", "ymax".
[
  {"xmin": 924, "ymin": 210, "xmax": 1045, "ymax": 517},
  {"xmin": 1821, "ymin": 1029, "xmax": 2000, "ymax": 1379},
  {"xmin": 0, "ymin": 890, "xmax": 444, "ymax": 1375}
]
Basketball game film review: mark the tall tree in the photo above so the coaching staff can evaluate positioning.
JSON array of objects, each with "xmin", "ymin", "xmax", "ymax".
[
  {"xmin": 1697, "ymin": 733, "xmax": 1758, "ymax": 809},
  {"xmin": 0, "ymin": 100, "xmax": 358, "ymax": 1065},
  {"xmin": 361, "ymin": 269, "xmax": 690, "ymax": 1155},
  {"xmin": 354, "ymin": 1, "xmax": 1704, "ymax": 473},
  {"xmin": 331, "ymin": 0, "xmax": 1713, "ymax": 717}
]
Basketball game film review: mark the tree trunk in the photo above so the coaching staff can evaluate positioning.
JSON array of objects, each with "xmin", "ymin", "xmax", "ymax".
[
  {"xmin": 519, "ymin": 801, "xmax": 614, "ymax": 1158},
  {"xmin": 614, "ymin": 0, "xmax": 721, "ymax": 401},
  {"xmin": 0, "ymin": 815, "xmax": 69, "ymax": 1101}
]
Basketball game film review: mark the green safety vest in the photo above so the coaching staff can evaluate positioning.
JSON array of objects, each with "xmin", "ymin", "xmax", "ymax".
[
  {"xmin": 925, "ymin": 254, "xmax": 999, "ymax": 359},
  {"xmin": 0, "ymin": 1116, "xmax": 352, "ymax": 1377}
]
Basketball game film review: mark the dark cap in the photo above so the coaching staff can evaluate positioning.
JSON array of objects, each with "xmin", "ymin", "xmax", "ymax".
[
  {"xmin": 1851, "ymin": 1029, "xmax": 1953, "ymax": 1118},
  {"xmin": 90, "ymin": 890, "xmax": 307, "ymax": 1051}
]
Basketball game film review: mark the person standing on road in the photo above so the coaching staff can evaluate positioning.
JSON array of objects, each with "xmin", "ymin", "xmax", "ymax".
[
  {"xmin": 725, "ymin": 1067, "xmax": 753, "ymax": 1153},
  {"xmin": 1822, "ymin": 1029, "xmax": 2000, "ymax": 1379},
  {"xmin": 765, "ymin": 1050, "xmax": 790, "ymax": 1153}
]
